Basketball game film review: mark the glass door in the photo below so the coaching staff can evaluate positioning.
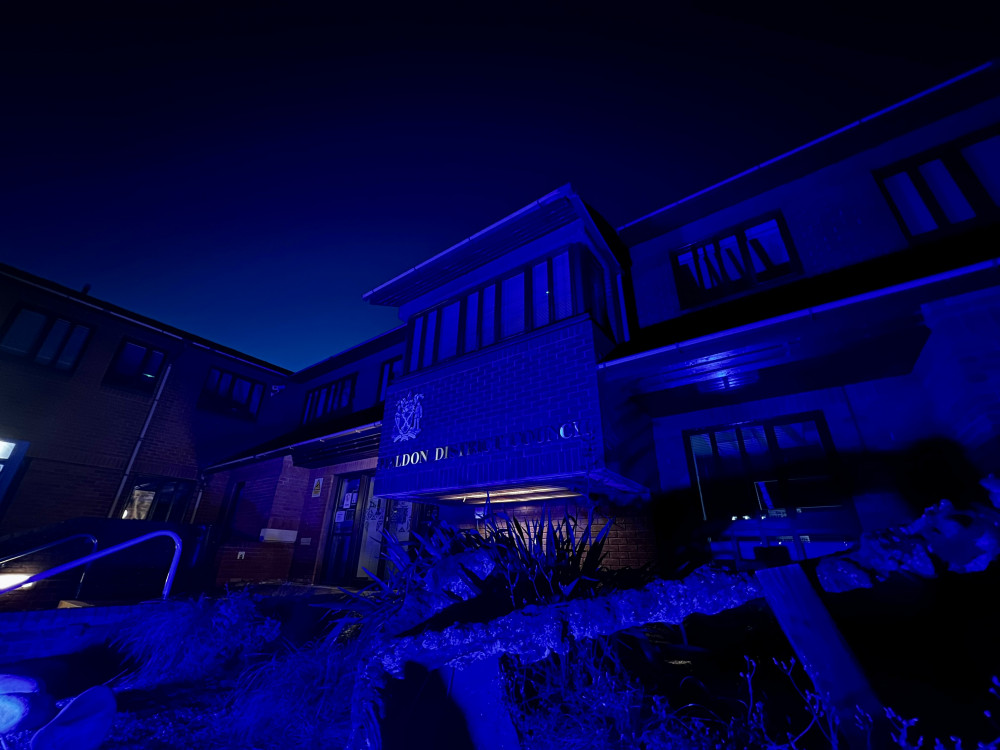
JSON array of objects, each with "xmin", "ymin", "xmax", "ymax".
[{"xmin": 321, "ymin": 475, "xmax": 366, "ymax": 584}]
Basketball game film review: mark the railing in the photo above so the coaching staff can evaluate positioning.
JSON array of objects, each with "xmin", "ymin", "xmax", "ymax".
[
  {"xmin": 0, "ymin": 533, "xmax": 98, "ymax": 599},
  {"xmin": 0, "ymin": 530, "xmax": 183, "ymax": 600}
]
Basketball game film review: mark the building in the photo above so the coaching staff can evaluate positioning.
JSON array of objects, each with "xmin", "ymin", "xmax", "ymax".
[
  {"xmin": 0, "ymin": 263, "xmax": 291, "ymax": 598},
  {"xmin": 3, "ymin": 62, "xmax": 1000, "ymax": 592}
]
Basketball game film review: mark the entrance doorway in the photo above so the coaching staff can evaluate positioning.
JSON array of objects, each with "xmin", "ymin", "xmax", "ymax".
[{"xmin": 319, "ymin": 473, "xmax": 424, "ymax": 585}]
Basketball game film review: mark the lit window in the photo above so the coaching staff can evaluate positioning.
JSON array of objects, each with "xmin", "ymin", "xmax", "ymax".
[
  {"xmin": 119, "ymin": 476, "xmax": 194, "ymax": 523},
  {"xmin": 200, "ymin": 367, "xmax": 265, "ymax": 419},
  {"xmin": 0, "ymin": 307, "xmax": 91, "ymax": 371},
  {"xmin": 104, "ymin": 339, "xmax": 166, "ymax": 392}
]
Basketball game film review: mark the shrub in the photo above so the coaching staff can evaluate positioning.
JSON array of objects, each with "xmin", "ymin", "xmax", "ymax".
[{"xmin": 113, "ymin": 589, "xmax": 280, "ymax": 689}]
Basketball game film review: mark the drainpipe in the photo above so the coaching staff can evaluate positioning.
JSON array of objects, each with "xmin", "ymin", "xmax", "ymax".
[{"xmin": 109, "ymin": 363, "xmax": 173, "ymax": 517}]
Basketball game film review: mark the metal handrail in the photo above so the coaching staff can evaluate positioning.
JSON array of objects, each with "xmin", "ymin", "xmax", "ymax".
[
  {"xmin": 0, "ymin": 533, "xmax": 99, "ymax": 599},
  {"xmin": 0, "ymin": 530, "xmax": 183, "ymax": 600}
]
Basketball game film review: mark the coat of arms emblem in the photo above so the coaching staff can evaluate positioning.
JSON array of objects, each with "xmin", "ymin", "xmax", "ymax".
[{"xmin": 392, "ymin": 392, "xmax": 424, "ymax": 442}]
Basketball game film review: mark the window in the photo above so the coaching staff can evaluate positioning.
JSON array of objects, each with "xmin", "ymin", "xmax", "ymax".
[
  {"xmin": 876, "ymin": 128, "xmax": 1000, "ymax": 239},
  {"xmin": 0, "ymin": 307, "xmax": 91, "ymax": 371},
  {"xmin": 118, "ymin": 476, "xmax": 194, "ymax": 523},
  {"xmin": 670, "ymin": 214, "xmax": 800, "ymax": 309},
  {"xmin": 200, "ymin": 367, "xmax": 265, "ymax": 419},
  {"xmin": 302, "ymin": 374, "xmax": 356, "ymax": 424},
  {"xmin": 103, "ymin": 339, "xmax": 166, "ymax": 392},
  {"xmin": 377, "ymin": 357, "xmax": 402, "ymax": 402},
  {"xmin": 685, "ymin": 412, "xmax": 837, "ymax": 522},
  {"xmin": 406, "ymin": 249, "xmax": 576, "ymax": 372}
]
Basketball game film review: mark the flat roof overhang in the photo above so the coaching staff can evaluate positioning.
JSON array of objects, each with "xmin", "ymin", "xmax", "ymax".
[
  {"xmin": 373, "ymin": 467, "xmax": 650, "ymax": 507},
  {"xmin": 599, "ymin": 256, "xmax": 1000, "ymax": 416},
  {"xmin": 363, "ymin": 187, "xmax": 581, "ymax": 308}
]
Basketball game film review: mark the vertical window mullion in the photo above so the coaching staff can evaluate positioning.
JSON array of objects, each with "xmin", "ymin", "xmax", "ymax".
[
  {"xmin": 548, "ymin": 257, "xmax": 555, "ymax": 322},
  {"xmin": 477, "ymin": 286, "xmax": 484, "ymax": 348},
  {"xmin": 524, "ymin": 263, "xmax": 534, "ymax": 331},
  {"xmin": 908, "ymin": 167, "xmax": 951, "ymax": 227},
  {"xmin": 736, "ymin": 233, "xmax": 755, "ymax": 284},
  {"xmin": 495, "ymin": 280, "xmax": 503, "ymax": 341},
  {"xmin": 944, "ymin": 152, "xmax": 996, "ymax": 215},
  {"xmin": 457, "ymin": 297, "xmax": 467, "ymax": 355}
]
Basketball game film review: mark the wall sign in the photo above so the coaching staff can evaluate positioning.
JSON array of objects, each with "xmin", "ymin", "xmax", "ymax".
[
  {"xmin": 392, "ymin": 392, "xmax": 424, "ymax": 442},
  {"xmin": 378, "ymin": 420, "xmax": 590, "ymax": 471},
  {"xmin": 311, "ymin": 478, "xmax": 323, "ymax": 497}
]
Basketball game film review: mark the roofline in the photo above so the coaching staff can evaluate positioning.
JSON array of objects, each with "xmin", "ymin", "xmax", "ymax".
[
  {"xmin": 362, "ymin": 184, "xmax": 574, "ymax": 301},
  {"xmin": 203, "ymin": 421, "xmax": 382, "ymax": 472},
  {"xmin": 617, "ymin": 61, "xmax": 996, "ymax": 234},
  {"xmin": 292, "ymin": 323, "xmax": 406, "ymax": 379},
  {"xmin": 599, "ymin": 256, "xmax": 1000, "ymax": 370},
  {"xmin": 0, "ymin": 262, "xmax": 291, "ymax": 376}
]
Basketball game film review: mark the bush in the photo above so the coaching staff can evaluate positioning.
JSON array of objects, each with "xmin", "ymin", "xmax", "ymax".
[{"xmin": 113, "ymin": 590, "xmax": 281, "ymax": 689}]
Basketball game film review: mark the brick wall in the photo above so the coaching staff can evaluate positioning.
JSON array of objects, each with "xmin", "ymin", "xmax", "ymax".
[{"xmin": 0, "ymin": 271, "xmax": 288, "ymax": 535}]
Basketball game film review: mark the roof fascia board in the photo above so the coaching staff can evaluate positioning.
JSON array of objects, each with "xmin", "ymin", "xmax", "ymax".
[
  {"xmin": 397, "ymin": 221, "xmax": 588, "ymax": 320},
  {"xmin": 363, "ymin": 185, "xmax": 575, "ymax": 303},
  {"xmin": 617, "ymin": 62, "xmax": 995, "ymax": 241}
]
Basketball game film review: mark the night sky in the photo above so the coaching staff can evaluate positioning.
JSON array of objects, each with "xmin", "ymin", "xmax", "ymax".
[{"xmin": 1, "ymin": 4, "xmax": 995, "ymax": 371}]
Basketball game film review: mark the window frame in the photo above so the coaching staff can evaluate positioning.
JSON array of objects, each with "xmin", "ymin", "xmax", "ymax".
[
  {"xmin": 377, "ymin": 357, "xmax": 403, "ymax": 402},
  {"xmin": 404, "ymin": 248, "xmax": 584, "ymax": 374},
  {"xmin": 874, "ymin": 123, "xmax": 1000, "ymax": 242},
  {"xmin": 102, "ymin": 338, "xmax": 167, "ymax": 393},
  {"xmin": 683, "ymin": 410, "xmax": 837, "ymax": 522},
  {"xmin": 198, "ymin": 366, "xmax": 266, "ymax": 421},
  {"xmin": 669, "ymin": 212, "xmax": 802, "ymax": 310},
  {"xmin": 302, "ymin": 373, "xmax": 358, "ymax": 424},
  {"xmin": 0, "ymin": 305, "xmax": 93, "ymax": 374}
]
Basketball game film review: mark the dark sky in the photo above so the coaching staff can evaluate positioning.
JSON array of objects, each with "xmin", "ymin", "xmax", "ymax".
[{"xmin": 1, "ymin": 3, "xmax": 996, "ymax": 371}]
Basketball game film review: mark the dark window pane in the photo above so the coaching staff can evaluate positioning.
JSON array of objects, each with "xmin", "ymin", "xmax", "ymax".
[
  {"xmin": 249, "ymin": 384, "xmax": 263, "ymax": 416},
  {"xmin": 206, "ymin": 369, "xmax": 220, "ymax": 394},
  {"xmin": 465, "ymin": 291, "xmax": 479, "ymax": 352},
  {"xmin": 410, "ymin": 316, "xmax": 423, "ymax": 371},
  {"xmin": 35, "ymin": 319, "xmax": 71, "ymax": 364},
  {"xmin": 1, "ymin": 309, "xmax": 47, "ymax": 356},
  {"xmin": 378, "ymin": 364, "xmax": 391, "ymax": 401},
  {"xmin": 744, "ymin": 219, "xmax": 790, "ymax": 270},
  {"xmin": 481, "ymin": 286, "xmax": 496, "ymax": 346},
  {"xmin": 422, "ymin": 309, "xmax": 438, "ymax": 366},
  {"xmin": 54, "ymin": 325, "xmax": 89, "ymax": 370},
  {"xmin": 774, "ymin": 421, "xmax": 827, "ymax": 472},
  {"xmin": 552, "ymin": 251, "xmax": 572, "ymax": 321},
  {"xmin": 232, "ymin": 378, "xmax": 252, "ymax": 405},
  {"xmin": 338, "ymin": 379, "xmax": 352, "ymax": 408},
  {"xmin": 718, "ymin": 235, "xmax": 746, "ymax": 282},
  {"xmin": 884, "ymin": 172, "xmax": 938, "ymax": 234},
  {"xmin": 740, "ymin": 425, "xmax": 768, "ymax": 456},
  {"xmin": 919, "ymin": 159, "xmax": 976, "ymax": 223},
  {"xmin": 500, "ymin": 273, "xmax": 525, "ymax": 338},
  {"xmin": 962, "ymin": 134, "xmax": 1000, "ymax": 205},
  {"xmin": 217, "ymin": 372, "xmax": 233, "ymax": 396},
  {"xmin": 303, "ymin": 392, "xmax": 315, "ymax": 423},
  {"xmin": 438, "ymin": 301, "xmax": 460, "ymax": 360},
  {"xmin": 142, "ymin": 350, "xmax": 165, "ymax": 380},
  {"xmin": 113, "ymin": 341, "xmax": 147, "ymax": 376},
  {"xmin": 532, "ymin": 261, "xmax": 550, "ymax": 328}
]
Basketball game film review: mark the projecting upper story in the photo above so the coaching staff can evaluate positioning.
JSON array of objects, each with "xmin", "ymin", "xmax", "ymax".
[
  {"xmin": 618, "ymin": 63, "xmax": 1000, "ymax": 338},
  {"xmin": 364, "ymin": 184, "xmax": 634, "ymax": 375}
]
